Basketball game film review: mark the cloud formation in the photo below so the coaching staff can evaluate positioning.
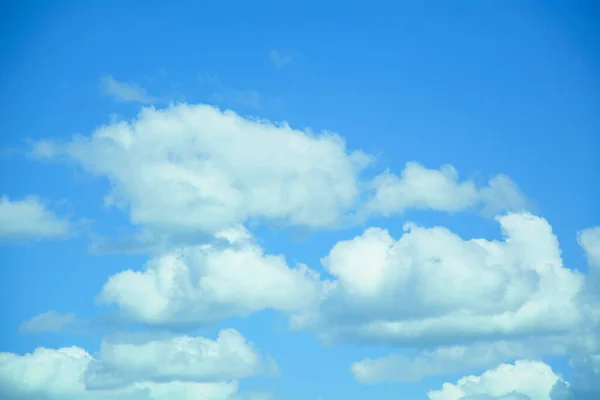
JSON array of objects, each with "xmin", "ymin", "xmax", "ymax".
[
  {"xmin": 364, "ymin": 164, "xmax": 528, "ymax": 217},
  {"xmin": 292, "ymin": 213, "xmax": 585, "ymax": 347},
  {"xmin": 30, "ymin": 103, "xmax": 527, "ymax": 240},
  {"xmin": 0, "ymin": 195, "xmax": 71, "ymax": 241},
  {"xmin": 93, "ymin": 208, "xmax": 592, "ymax": 369},
  {"xmin": 85, "ymin": 329, "xmax": 277, "ymax": 389},
  {"xmin": 427, "ymin": 360, "xmax": 564, "ymax": 400},
  {"xmin": 0, "ymin": 329, "xmax": 273, "ymax": 400},
  {"xmin": 97, "ymin": 226, "xmax": 322, "ymax": 326},
  {"xmin": 20, "ymin": 101, "xmax": 598, "ymax": 399},
  {"xmin": 32, "ymin": 104, "xmax": 371, "ymax": 234}
]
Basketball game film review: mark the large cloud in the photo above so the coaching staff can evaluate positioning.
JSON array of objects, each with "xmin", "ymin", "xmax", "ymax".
[
  {"xmin": 96, "ymin": 211, "xmax": 588, "ymax": 350},
  {"xmin": 427, "ymin": 360, "xmax": 564, "ymax": 400},
  {"xmin": 97, "ymin": 226, "xmax": 322, "ymax": 326},
  {"xmin": 33, "ymin": 104, "xmax": 371, "ymax": 234},
  {"xmin": 30, "ymin": 104, "xmax": 526, "ymax": 237},
  {"xmin": 0, "ymin": 195, "xmax": 71, "ymax": 241},
  {"xmin": 0, "ymin": 329, "xmax": 272, "ymax": 400},
  {"xmin": 291, "ymin": 213, "xmax": 585, "ymax": 347}
]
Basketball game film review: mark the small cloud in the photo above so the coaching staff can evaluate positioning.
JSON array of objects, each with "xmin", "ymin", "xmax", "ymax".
[
  {"xmin": 19, "ymin": 311, "xmax": 77, "ymax": 333},
  {"xmin": 0, "ymin": 195, "xmax": 72, "ymax": 241},
  {"xmin": 99, "ymin": 75, "xmax": 160, "ymax": 104},
  {"xmin": 269, "ymin": 50, "xmax": 293, "ymax": 68}
]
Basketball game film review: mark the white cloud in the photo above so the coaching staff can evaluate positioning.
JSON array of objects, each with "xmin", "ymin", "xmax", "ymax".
[
  {"xmin": 97, "ymin": 226, "xmax": 322, "ymax": 326},
  {"xmin": 427, "ymin": 360, "xmax": 564, "ymax": 400},
  {"xmin": 363, "ymin": 163, "xmax": 528, "ymax": 217},
  {"xmin": 85, "ymin": 329, "xmax": 277, "ymax": 389},
  {"xmin": 37, "ymin": 103, "xmax": 371, "ymax": 235},
  {"xmin": 0, "ymin": 329, "xmax": 272, "ymax": 400},
  {"xmin": 578, "ymin": 226, "xmax": 600, "ymax": 273},
  {"xmin": 100, "ymin": 75, "xmax": 160, "ymax": 104},
  {"xmin": 19, "ymin": 311, "xmax": 77, "ymax": 333},
  {"xmin": 30, "ymin": 103, "xmax": 529, "ymax": 240},
  {"xmin": 291, "ymin": 213, "xmax": 585, "ymax": 347},
  {"xmin": 0, "ymin": 347, "xmax": 95, "ymax": 400},
  {"xmin": 351, "ymin": 341, "xmax": 538, "ymax": 383},
  {"xmin": 0, "ymin": 195, "xmax": 71, "ymax": 240},
  {"xmin": 269, "ymin": 50, "xmax": 293, "ymax": 68}
]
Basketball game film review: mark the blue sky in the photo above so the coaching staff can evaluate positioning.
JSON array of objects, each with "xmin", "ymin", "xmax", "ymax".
[{"xmin": 0, "ymin": 1, "xmax": 599, "ymax": 399}]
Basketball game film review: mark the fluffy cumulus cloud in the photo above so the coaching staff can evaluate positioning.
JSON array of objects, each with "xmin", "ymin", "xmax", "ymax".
[
  {"xmin": 0, "ymin": 195, "xmax": 71, "ymax": 240},
  {"xmin": 85, "ymin": 329, "xmax": 277, "ymax": 389},
  {"xmin": 364, "ymin": 164, "xmax": 527, "ymax": 217},
  {"xmin": 97, "ymin": 226, "xmax": 322, "ymax": 326},
  {"xmin": 30, "ymin": 103, "xmax": 529, "ymax": 238},
  {"xmin": 95, "ymin": 210, "xmax": 590, "ymax": 350},
  {"xmin": 427, "ymin": 360, "xmax": 564, "ymax": 400},
  {"xmin": 291, "ymin": 213, "xmax": 585, "ymax": 347},
  {"xmin": 0, "ymin": 329, "xmax": 272, "ymax": 400},
  {"xmin": 21, "ymin": 101, "xmax": 598, "ymax": 399},
  {"xmin": 33, "ymin": 104, "xmax": 371, "ymax": 234}
]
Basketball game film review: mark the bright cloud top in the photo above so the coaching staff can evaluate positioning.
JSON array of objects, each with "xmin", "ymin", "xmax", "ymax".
[
  {"xmin": 94, "ymin": 210, "xmax": 587, "ymax": 352},
  {"xmin": 85, "ymin": 329, "xmax": 277, "ymax": 389},
  {"xmin": 0, "ymin": 329, "xmax": 272, "ymax": 400},
  {"xmin": 0, "ymin": 195, "xmax": 71, "ymax": 240},
  {"xmin": 15, "ymin": 101, "xmax": 595, "ymax": 400},
  {"xmin": 292, "ymin": 213, "xmax": 585, "ymax": 346},
  {"xmin": 97, "ymin": 226, "xmax": 322, "ymax": 325},
  {"xmin": 34, "ymin": 104, "xmax": 370, "ymax": 233},
  {"xmin": 426, "ymin": 360, "xmax": 564, "ymax": 400},
  {"xmin": 31, "ymin": 103, "xmax": 527, "ymax": 237}
]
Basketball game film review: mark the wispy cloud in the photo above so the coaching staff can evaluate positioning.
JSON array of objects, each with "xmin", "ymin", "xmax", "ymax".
[
  {"xmin": 19, "ymin": 311, "xmax": 78, "ymax": 333},
  {"xmin": 99, "ymin": 75, "xmax": 161, "ymax": 104},
  {"xmin": 269, "ymin": 50, "xmax": 294, "ymax": 68}
]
